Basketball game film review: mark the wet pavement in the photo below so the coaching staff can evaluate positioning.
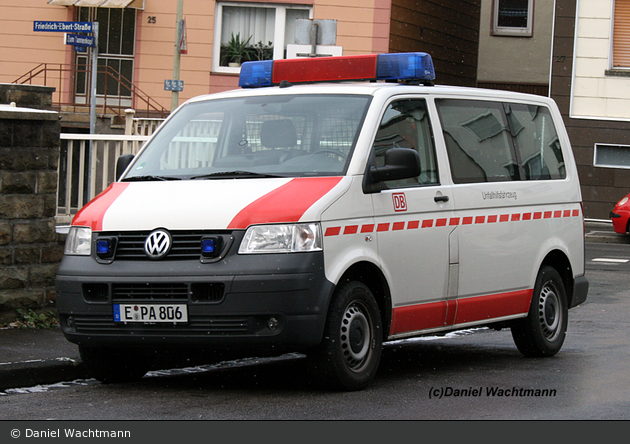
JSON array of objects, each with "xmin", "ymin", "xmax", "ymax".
[{"xmin": 0, "ymin": 220, "xmax": 626, "ymax": 392}]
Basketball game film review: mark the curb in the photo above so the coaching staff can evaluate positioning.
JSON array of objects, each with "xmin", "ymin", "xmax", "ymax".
[{"xmin": 0, "ymin": 358, "xmax": 89, "ymax": 392}]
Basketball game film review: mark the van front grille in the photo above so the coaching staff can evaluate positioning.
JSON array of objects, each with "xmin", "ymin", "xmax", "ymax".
[{"xmin": 98, "ymin": 230, "xmax": 233, "ymax": 261}]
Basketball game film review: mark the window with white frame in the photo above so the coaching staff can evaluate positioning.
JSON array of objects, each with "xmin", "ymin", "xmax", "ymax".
[
  {"xmin": 213, "ymin": 2, "xmax": 312, "ymax": 73},
  {"xmin": 612, "ymin": 0, "xmax": 630, "ymax": 68},
  {"xmin": 594, "ymin": 144, "xmax": 630, "ymax": 169},
  {"xmin": 492, "ymin": 0, "xmax": 533, "ymax": 37}
]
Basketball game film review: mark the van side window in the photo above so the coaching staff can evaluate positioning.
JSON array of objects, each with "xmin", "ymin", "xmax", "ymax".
[
  {"xmin": 509, "ymin": 104, "xmax": 566, "ymax": 180},
  {"xmin": 372, "ymin": 99, "xmax": 438, "ymax": 188},
  {"xmin": 436, "ymin": 99, "xmax": 566, "ymax": 183},
  {"xmin": 436, "ymin": 99, "xmax": 520, "ymax": 183}
]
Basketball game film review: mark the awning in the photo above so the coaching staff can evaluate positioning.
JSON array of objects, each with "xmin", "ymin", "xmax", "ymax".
[{"xmin": 47, "ymin": 0, "xmax": 143, "ymax": 8}]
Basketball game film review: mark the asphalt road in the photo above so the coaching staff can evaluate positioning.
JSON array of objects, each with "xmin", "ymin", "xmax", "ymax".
[{"xmin": 0, "ymin": 242, "xmax": 629, "ymax": 421}]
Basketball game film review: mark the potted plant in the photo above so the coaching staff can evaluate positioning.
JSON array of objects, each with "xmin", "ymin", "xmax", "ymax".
[
  {"xmin": 221, "ymin": 33, "xmax": 253, "ymax": 67},
  {"xmin": 251, "ymin": 41, "xmax": 274, "ymax": 61}
]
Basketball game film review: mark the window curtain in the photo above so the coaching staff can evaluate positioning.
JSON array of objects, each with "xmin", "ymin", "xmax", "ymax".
[{"xmin": 221, "ymin": 6, "xmax": 275, "ymax": 46}]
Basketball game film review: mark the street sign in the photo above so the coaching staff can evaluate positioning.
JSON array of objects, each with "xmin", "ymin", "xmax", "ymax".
[
  {"xmin": 33, "ymin": 21, "xmax": 94, "ymax": 33},
  {"xmin": 164, "ymin": 80, "xmax": 184, "ymax": 92},
  {"xmin": 65, "ymin": 34, "xmax": 95, "ymax": 48}
]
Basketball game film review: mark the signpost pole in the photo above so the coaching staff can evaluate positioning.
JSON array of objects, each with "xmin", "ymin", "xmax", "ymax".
[
  {"xmin": 171, "ymin": 0, "xmax": 183, "ymax": 112},
  {"xmin": 89, "ymin": 22, "xmax": 99, "ymax": 134}
]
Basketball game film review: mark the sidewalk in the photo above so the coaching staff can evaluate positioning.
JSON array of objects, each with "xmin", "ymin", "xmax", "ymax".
[
  {"xmin": 0, "ymin": 220, "xmax": 627, "ymax": 392},
  {"xmin": 0, "ymin": 326, "xmax": 87, "ymax": 391}
]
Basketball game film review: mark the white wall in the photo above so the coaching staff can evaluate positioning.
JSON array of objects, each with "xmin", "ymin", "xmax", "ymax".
[{"xmin": 571, "ymin": 0, "xmax": 630, "ymax": 121}]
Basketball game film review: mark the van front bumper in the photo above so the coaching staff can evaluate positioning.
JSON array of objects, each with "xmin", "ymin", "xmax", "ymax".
[{"xmin": 55, "ymin": 251, "xmax": 334, "ymax": 350}]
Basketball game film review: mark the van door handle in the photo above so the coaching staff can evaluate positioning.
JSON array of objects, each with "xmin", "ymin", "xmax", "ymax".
[{"xmin": 434, "ymin": 195, "xmax": 449, "ymax": 203}]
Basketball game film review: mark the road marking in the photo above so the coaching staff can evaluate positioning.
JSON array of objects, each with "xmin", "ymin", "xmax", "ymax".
[{"xmin": 592, "ymin": 258, "xmax": 629, "ymax": 263}]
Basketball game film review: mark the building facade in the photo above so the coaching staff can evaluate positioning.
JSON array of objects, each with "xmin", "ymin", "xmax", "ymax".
[
  {"xmin": 1, "ymin": 0, "xmax": 481, "ymax": 133},
  {"xmin": 551, "ymin": 0, "xmax": 630, "ymax": 219},
  {"xmin": 477, "ymin": 0, "xmax": 554, "ymax": 96}
]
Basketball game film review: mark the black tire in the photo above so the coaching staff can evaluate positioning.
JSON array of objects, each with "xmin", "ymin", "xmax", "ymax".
[
  {"xmin": 309, "ymin": 281, "xmax": 383, "ymax": 391},
  {"xmin": 511, "ymin": 266, "xmax": 568, "ymax": 357},
  {"xmin": 79, "ymin": 345, "xmax": 154, "ymax": 384}
]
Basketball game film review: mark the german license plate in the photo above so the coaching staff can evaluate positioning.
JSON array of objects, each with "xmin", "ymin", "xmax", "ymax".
[{"xmin": 114, "ymin": 304, "xmax": 188, "ymax": 323}]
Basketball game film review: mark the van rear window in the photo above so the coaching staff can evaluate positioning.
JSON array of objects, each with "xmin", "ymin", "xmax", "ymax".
[{"xmin": 436, "ymin": 99, "xmax": 566, "ymax": 184}]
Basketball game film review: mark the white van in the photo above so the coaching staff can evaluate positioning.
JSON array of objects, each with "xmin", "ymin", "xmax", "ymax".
[{"xmin": 56, "ymin": 53, "xmax": 588, "ymax": 391}]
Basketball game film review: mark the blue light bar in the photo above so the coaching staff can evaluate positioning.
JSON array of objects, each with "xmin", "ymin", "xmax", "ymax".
[
  {"xmin": 239, "ymin": 52, "xmax": 435, "ymax": 88},
  {"xmin": 376, "ymin": 52, "xmax": 435, "ymax": 82},
  {"xmin": 239, "ymin": 60, "xmax": 273, "ymax": 88}
]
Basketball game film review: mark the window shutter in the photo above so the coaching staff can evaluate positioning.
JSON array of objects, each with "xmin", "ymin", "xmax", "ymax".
[{"xmin": 613, "ymin": 1, "xmax": 630, "ymax": 67}]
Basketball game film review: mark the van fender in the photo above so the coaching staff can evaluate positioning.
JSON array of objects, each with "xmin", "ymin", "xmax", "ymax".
[
  {"xmin": 532, "ymin": 235, "xmax": 575, "ymax": 301},
  {"xmin": 324, "ymin": 244, "xmax": 383, "ymax": 288}
]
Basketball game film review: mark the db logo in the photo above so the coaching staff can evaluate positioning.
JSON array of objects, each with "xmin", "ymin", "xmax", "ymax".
[{"xmin": 393, "ymin": 193, "xmax": 407, "ymax": 212}]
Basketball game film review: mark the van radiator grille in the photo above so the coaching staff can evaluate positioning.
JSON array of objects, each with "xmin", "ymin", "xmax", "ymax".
[{"xmin": 102, "ymin": 231, "xmax": 230, "ymax": 261}]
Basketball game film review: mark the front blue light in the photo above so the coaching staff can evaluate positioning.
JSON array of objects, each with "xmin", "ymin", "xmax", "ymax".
[
  {"xmin": 376, "ymin": 52, "xmax": 435, "ymax": 82},
  {"xmin": 95, "ymin": 237, "xmax": 116, "ymax": 259},
  {"xmin": 97, "ymin": 239, "xmax": 111, "ymax": 255},
  {"xmin": 201, "ymin": 238, "xmax": 216, "ymax": 254},
  {"xmin": 239, "ymin": 60, "xmax": 274, "ymax": 88}
]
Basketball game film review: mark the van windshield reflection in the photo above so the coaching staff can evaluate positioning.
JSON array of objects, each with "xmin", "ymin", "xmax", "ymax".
[{"xmin": 122, "ymin": 94, "xmax": 371, "ymax": 181}]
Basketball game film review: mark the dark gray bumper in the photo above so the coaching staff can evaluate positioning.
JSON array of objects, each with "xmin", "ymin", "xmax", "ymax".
[
  {"xmin": 570, "ymin": 275, "xmax": 589, "ymax": 308},
  {"xmin": 55, "ymin": 250, "xmax": 334, "ymax": 350}
]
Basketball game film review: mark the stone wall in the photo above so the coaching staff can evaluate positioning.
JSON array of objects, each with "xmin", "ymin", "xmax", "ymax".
[
  {"xmin": 0, "ymin": 84, "xmax": 55, "ymax": 111},
  {"xmin": 0, "ymin": 104, "xmax": 62, "ymax": 322}
]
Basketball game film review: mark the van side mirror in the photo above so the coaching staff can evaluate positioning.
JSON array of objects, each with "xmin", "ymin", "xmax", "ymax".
[
  {"xmin": 369, "ymin": 148, "xmax": 421, "ymax": 183},
  {"xmin": 116, "ymin": 154, "xmax": 135, "ymax": 180}
]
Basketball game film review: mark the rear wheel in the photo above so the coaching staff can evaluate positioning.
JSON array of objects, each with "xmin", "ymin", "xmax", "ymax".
[
  {"xmin": 309, "ymin": 281, "xmax": 383, "ymax": 391},
  {"xmin": 79, "ymin": 345, "xmax": 154, "ymax": 384},
  {"xmin": 511, "ymin": 266, "xmax": 568, "ymax": 357}
]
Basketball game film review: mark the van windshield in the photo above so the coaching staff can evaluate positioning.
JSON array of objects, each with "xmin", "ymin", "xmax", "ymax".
[{"xmin": 123, "ymin": 94, "xmax": 371, "ymax": 180}]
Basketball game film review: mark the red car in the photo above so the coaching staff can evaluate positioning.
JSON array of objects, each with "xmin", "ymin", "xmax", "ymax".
[{"xmin": 611, "ymin": 193, "xmax": 630, "ymax": 234}]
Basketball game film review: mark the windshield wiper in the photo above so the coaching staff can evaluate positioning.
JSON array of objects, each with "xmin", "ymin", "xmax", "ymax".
[
  {"xmin": 190, "ymin": 171, "xmax": 282, "ymax": 180},
  {"xmin": 121, "ymin": 175, "xmax": 182, "ymax": 182}
]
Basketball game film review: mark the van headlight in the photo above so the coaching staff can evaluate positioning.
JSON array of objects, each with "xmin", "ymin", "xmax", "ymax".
[
  {"xmin": 239, "ymin": 223, "xmax": 322, "ymax": 254},
  {"xmin": 64, "ymin": 226, "xmax": 92, "ymax": 256}
]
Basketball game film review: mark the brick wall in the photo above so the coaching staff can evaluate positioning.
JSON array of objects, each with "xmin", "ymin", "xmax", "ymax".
[{"xmin": 0, "ymin": 104, "xmax": 62, "ymax": 322}]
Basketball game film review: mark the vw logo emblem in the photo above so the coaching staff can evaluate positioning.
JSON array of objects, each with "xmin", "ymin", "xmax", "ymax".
[{"xmin": 144, "ymin": 229, "xmax": 172, "ymax": 260}]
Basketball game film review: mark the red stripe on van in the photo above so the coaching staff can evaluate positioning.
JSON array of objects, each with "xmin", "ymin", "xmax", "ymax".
[
  {"xmin": 325, "ymin": 227, "xmax": 341, "ymax": 236},
  {"xmin": 71, "ymin": 182, "xmax": 130, "ymax": 231},
  {"xmin": 390, "ymin": 301, "xmax": 448, "ymax": 335},
  {"xmin": 344, "ymin": 225, "xmax": 358, "ymax": 235},
  {"xmin": 361, "ymin": 224, "xmax": 375, "ymax": 233},
  {"xmin": 453, "ymin": 290, "xmax": 532, "ymax": 325},
  {"xmin": 377, "ymin": 223, "xmax": 390, "ymax": 232},
  {"xmin": 228, "ymin": 177, "xmax": 342, "ymax": 229},
  {"xmin": 393, "ymin": 222, "xmax": 405, "ymax": 231},
  {"xmin": 389, "ymin": 290, "xmax": 532, "ymax": 336}
]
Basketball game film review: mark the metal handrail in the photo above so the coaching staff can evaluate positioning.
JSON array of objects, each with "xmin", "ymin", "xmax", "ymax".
[{"xmin": 13, "ymin": 63, "xmax": 169, "ymax": 119}]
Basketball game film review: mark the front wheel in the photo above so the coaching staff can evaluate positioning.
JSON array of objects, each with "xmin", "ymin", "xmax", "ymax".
[
  {"xmin": 308, "ymin": 281, "xmax": 383, "ymax": 391},
  {"xmin": 511, "ymin": 266, "xmax": 568, "ymax": 357}
]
